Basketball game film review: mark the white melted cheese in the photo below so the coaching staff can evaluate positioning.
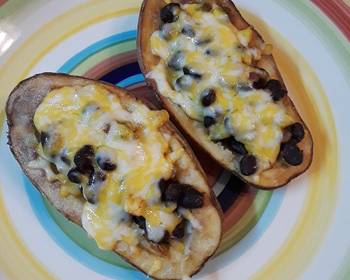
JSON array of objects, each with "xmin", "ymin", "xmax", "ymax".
[
  {"xmin": 149, "ymin": 3, "xmax": 294, "ymax": 170},
  {"xmin": 178, "ymin": 208, "xmax": 202, "ymax": 230}
]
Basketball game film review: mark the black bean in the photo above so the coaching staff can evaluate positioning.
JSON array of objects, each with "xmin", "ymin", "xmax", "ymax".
[
  {"xmin": 182, "ymin": 67, "xmax": 190, "ymax": 75},
  {"xmin": 265, "ymin": 79, "xmax": 282, "ymax": 92},
  {"xmin": 158, "ymin": 178, "xmax": 171, "ymax": 194},
  {"xmin": 201, "ymin": 89, "xmax": 216, "ymax": 107},
  {"xmin": 287, "ymin": 122, "xmax": 305, "ymax": 143},
  {"xmin": 67, "ymin": 168, "xmax": 82, "ymax": 184},
  {"xmin": 162, "ymin": 183, "xmax": 183, "ymax": 203},
  {"xmin": 40, "ymin": 131, "xmax": 50, "ymax": 147},
  {"xmin": 160, "ymin": 3, "xmax": 181, "ymax": 23},
  {"xmin": 253, "ymin": 78, "xmax": 267, "ymax": 90},
  {"xmin": 221, "ymin": 137, "xmax": 248, "ymax": 155},
  {"xmin": 204, "ymin": 116, "xmax": 216, "ymax": 128},
  {"xmin": 49, "ymin": 162, "xmax": 59, "ymax": 174},
  {"xmin": 175, "ymin": 75, "xmax": 192, "ymax": 90},
  {"xmin": 160, "ymin": 181, "xmax": 204, "ymax": 209},
  {"xmin": 265, "ymin": 79, "xmax": 287, "ymax": 101},
  {"xmin": 159, "ymin": 231, "xmax": 170, "ymax": 244},
  {"xmin": 183, "ymin": 67, "xmax": 202, "ymax": 79},
  {"xmin": 172, "ymin": 219, "xmax": 186, "ymax": 239},
  {"xmin": 240, "ymin": 155, "xmax": 257, "ymax": 176},
  {"xmin": 181, "ymin": 25, "xmax": 195, "ymax": 38},
  {"xmin": 180, "ymin": 186, "xmax": 204, "ymax": 209},
  {"xmin": 282, "ymin": 143, "xmax": 303, "ymax": 166},
  {"xmin": 202, "ymin": 2, "xmax": 212, "ymax": 12},
  {"xmin": 271, "ymin": 89, "xmax": 287, "ymax": 101},
  {"xmin": 168, "ymin": 51, "xmax": 185, "ymax": 71},
  {"xmin": 102, "ymin": 123, "xmax": 111, "ymax": 134},
  {"xmin": 133, "ymin": 216, "xmax": 146, "ymax": 231},
  {"xmin": 96, "ymin": 157, "xmax": 117, "ymax": 172},
  {"xmin": 74, "ymin": 145, "xmax": 95, "ymax": 174},
  {"xmin": 196, "ymin": 38, "xmax": 212, "ymax": 46},
  {"xmin": 88, "ymin": 170, "xmax": 106, "ymax": 186}
]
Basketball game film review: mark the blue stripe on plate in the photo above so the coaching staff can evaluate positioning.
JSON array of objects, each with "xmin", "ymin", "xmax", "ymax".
[{"xmin": 116, "ymin": 73, "xmax": 145, "ymax": 88}]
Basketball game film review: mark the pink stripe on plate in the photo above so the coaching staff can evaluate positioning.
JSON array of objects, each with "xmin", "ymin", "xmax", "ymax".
[{"xmin": 312, "ymin": 0, "xmax": 350, "ymax": 41}]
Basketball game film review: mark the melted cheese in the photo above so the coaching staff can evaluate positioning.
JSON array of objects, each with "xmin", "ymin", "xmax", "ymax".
[
  {"xmin": 34, "ymin": 85, "xmax": 183, "ymax": 250},
  {"xmin": 149, "ymin": 3, "xmax": 294, "ymax": 170}
]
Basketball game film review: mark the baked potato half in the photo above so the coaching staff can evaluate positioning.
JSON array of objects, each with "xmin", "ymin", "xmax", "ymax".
[
  {"xmin": 138, "ymin": 0, "xmax": 313, "ymax": 189},
  {"xmin": 6, "ymin": 73, "xmax": 222, "ymax": 280}
]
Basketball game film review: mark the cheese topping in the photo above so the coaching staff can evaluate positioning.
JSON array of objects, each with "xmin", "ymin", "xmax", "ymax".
[
  {"xmin": 33, "ymin": 85, "xmax": 187, "ymax": 250},
  {"xmin": 149, "ymin": 3, "xmax": 294, "ymax": 171}
]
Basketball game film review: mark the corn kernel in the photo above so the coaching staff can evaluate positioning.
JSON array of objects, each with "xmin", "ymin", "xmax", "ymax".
[
  {"xmin": 184, "ymin": 4, "xmax": 201, "ymax": 18},
  {"xmin": 212, "ymin": 7, "xmax": 227, "ymax": 20},
  {"xmin": 124, "ymin": 196, "xmax": 146, "ymax": 216},
  {"xmin": 149, "ymin": 259, "xmax": 162, "ymax": 275},
  {"xmin": 147, "ymin": 110, "xmax": 169, "ymax": 129},
  {"xmin": 60, "ymin": 184, "xmax": 80, "ymax": 198},
  {"xmin": 242, "ymin": 53, "xmax": 252, "ymax": 65},
  {"xmin": 237, "ymin": 27, "xmax": 253, "ymax": 47},
  {"xmin": 263, "ymin": 43, "xmax": 273, "ymax": 55},
  {"xmin": 121, "ymin": 234, "xmax": 137, "ymax": 246},
  {"xmin": 173, "ymin": 241, "xmax": 185, "ymax": 253}
]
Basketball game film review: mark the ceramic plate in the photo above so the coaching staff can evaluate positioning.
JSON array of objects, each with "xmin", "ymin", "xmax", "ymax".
[{"xmin": 0, "ymin": 0, "xmax": 349, "ymax": 279}]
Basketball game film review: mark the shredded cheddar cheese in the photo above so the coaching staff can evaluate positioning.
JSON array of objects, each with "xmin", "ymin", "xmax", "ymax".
[
  {"xmin": 149, "ymin": 3, "xmax": 294, "ymax": 170},
  {"xmin": 33, "ymin": 84, "xmax": 184, "ymax": 250}
]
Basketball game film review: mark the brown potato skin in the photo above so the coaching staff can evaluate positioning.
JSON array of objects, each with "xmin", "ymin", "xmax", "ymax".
[
  {"xmin": 137, "ymin": 0, "xmax": 313, "ymax": 189},
  {"xmin": 6, "ymin": 73, "xmax": 222, "ymax": 280}
]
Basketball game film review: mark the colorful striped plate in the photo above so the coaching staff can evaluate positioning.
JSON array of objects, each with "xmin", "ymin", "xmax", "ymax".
[{"xmin": 0, "ymin": 0, "xmax": 349, "ymax": 279}]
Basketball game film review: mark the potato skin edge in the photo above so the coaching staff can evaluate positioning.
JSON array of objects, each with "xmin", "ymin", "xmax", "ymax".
[
  {"xmin": 137, "ymin": 0, "xmax": 314, "ymax": 189},
  {"xmin": 6, "ymin": 72, "xmax": 222, "ymax": 280}
]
